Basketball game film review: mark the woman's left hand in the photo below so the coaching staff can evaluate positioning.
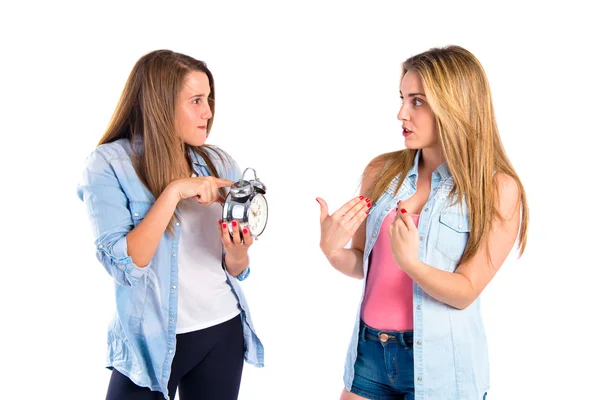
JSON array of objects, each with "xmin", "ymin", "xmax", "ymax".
[
  {"xmin": 389, "ymin": 203, "xmax": 420, "ymax": 271},
  {"xmin": 219, "ymin": 219, "xmax": 254, "ymax": 261}
]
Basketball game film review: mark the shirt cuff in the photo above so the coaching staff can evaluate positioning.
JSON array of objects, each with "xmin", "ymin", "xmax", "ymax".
[{"xmin": 98, "ymin": 235, "xmax": 149, "ymax": 287}]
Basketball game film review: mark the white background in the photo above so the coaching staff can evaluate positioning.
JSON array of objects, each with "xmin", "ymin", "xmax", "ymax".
[{"xmin": 1, "ymin": 1, "xmax": 598, "ymax": 399}]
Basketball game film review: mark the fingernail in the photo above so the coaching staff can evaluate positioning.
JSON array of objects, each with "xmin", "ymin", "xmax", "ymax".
[
  {"xmin": 315, "ymin": 198, "xmax": 319, "ymax": 203},
  {"xmin": 243, "ymin": 228, "xmax": 248, "ymax": 234},
  {"xmin": 359, "ymin": 196, "xmax": 364, "ymax": 200},
  {"xmin": 367, "ymin": 203, "xmax": 372, "ymax": 208},
  {"xmin": 366, "ymin": 211, "xmax": 369, "ymax": 215},
  {"xmin": 397, "ymin": 200, "xmax": 401, "ymax": 205},
  {"xmin": 218, "ymin": 220, "xmax": 222, "ymax": 224},
  {"xmin": 395, "ymin": 207, "xmax": 398, "ymax": 211},
  {"xmin": 222, "ymin": 223, "xmax": 227, "ymax": 228},
  {"xmin": 401, "ymin": 209, "xmax": 407, "ymax": 214},
  {"xmin": 365, "ymin": 197, "xmax": 371, "ymax": 202},
  {"xmin": 232, "ymin": 221, "xmax": 237, "ymax": 227}
]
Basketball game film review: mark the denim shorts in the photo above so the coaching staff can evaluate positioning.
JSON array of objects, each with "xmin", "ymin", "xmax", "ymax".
[
  {"xmin": 350, "ymin": 320, "xmax": 415, "ymax": 400},
  {"xmin": 349, "ymin": 321, "xmax": 488, "ymax": 400}
]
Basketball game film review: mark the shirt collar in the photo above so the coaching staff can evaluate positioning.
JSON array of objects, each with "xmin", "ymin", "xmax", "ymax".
[{"xmin": 407, "ymin": 149, "xmax": 451, "ymax": 181}]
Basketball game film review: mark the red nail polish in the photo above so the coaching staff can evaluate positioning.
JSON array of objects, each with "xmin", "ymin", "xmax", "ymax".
[
  {"xmin": 359, "ymin": 196, "xmax": 364, "ymax": 200},
  {"xmin": 366, "ymin": 198, "xmax": 371, "ymax": 202},
  {"xmin": 366, "ymin": 211, "xmax": 369, "ymax": 215},
  {"xmin": 232, "ymin": 221, "xmax": 237, "ymax": 227},
  {"xmin": 222, "ymin": 223, "xmax": 227, "ymax": 228},
  {"xmin": 218, "ymin": 220, "xmax": 222, "ymax": 224},
  {"xmin": 243, "ymin": 228, "xmax": 248, "ymax": 234},
  {"xmin": 401, "ymin": 209, "xmax": 407, "ymax": 214},
  {"xmin": 397, "ymin": 200, "xmax": 402, "ymax": 205},
  {"xmin": 367, "ymin": 203, "xmax": 372, "ymax": 208}
]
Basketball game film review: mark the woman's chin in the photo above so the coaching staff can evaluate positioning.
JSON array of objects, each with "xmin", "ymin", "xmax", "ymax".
[
  {"xmin": 184, "ymin": 134, "xmax": 207, "ymax": 147},
  {"xmin": 404, "ymin": 138, "xmax": 420, "ymax": 150}
]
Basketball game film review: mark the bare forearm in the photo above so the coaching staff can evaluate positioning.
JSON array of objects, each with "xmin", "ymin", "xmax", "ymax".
[
  {"xmin": 404, "ymin": 261, "xmax": 477, "ymax": 309},
  {"xmin": 224, "ymin": 253, "xmax": 248, "ymax": 277},
  {"xmin": 326, "ymin": 248, "xmax": 364, "ymax": 279},
  {"xmin": 126, "ymin": 185, "xmax": 180, "ymax": 268}
]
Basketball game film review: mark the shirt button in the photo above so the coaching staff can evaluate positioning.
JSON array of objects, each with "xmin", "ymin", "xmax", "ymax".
[
  {"xmin": 417, "ymin": 341, "xmax": 422, "ymax": 346},
  {"xmin": 134, "ymin": 212, "xmax": 139, "ymax": 217},
  {"xmin": 172, "ymin": 285, "xmax": 176, "ymax": 289},
  {"xmin": 172, "ymin": 253, "xmax": 176, "ymax": 257},
  {"xmin": 176, "ymin": 222, "xmax": 180, "ymax": 226},
  {"xmin": 458, "ymin": 225, "xmax": 463, "ymax": 229},
  {"xmin": 98, "ymin": 245, "xmax": 103, "ymax": 249},
  {"xmin": 418, "ymin": 377, "xmax": 422, "ymax": 381},
  {"xmin": 419, "ymin": 236, "xmax": 423, "ymax": 241},
  {"xmin": 169, "ymin": 349, "xmax": 173, "ymax": 354},
  {"xmin": 417, "ymin": 305, "xmax": 422, "ymax": 310},
  {"xmin": 424, "ymin": 207, "xmax": 429, "ymax": 212}
]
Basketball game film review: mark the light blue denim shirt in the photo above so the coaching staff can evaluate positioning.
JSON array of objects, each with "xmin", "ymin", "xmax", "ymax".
[
  {"xmin": 77, "ymin": 138, "xmax": 263, "ymax": 399},
  {"xmin": 344, "ymin": 150, "xmax": 489, "ymax": 400}
]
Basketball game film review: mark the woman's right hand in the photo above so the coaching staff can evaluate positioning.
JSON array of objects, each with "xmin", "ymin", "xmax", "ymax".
[
  {"xmin": 316, "ymin": 196, "xmax": 371, "ymax": 259},
  {"xmin": 168, "ymin": 176, "xmax": 235, "ymax": 205}
]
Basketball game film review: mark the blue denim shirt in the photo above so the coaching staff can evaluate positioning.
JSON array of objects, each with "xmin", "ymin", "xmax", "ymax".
[
  {"xmin": 344, "ymin": 150, "xmax": 489, "ymax": 400},
  {"xmin": 77, "ymin": 139, "xmax": 264, "ymax": 399}
]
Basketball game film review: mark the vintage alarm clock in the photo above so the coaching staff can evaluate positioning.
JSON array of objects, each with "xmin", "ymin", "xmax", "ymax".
[{"xmin": 222, "ymin": 168, "xmax": 268, "ymax": 239}]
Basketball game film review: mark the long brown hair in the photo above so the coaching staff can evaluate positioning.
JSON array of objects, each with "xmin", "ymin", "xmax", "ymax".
[
  {"xmin": 366, "ymin": 45, "xmax": 528, "ymax": 262},
  {"xmin": 98, "ymin": 49, "xmax": 229, "ymax": 232}
]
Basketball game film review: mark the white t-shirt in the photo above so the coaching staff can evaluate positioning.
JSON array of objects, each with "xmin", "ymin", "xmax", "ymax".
[{"xmin": 175, "ymin": 198, "xmax": 240, "ymax": 334}]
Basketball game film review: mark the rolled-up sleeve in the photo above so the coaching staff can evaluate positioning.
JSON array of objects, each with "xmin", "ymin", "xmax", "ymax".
[
  {"xmin": 76, "ymin": 149, "xmax": 148, "ymax": 287},
  {"xmin": 236, "ymin": 263, "xmax": 251, "ymax": 280}
]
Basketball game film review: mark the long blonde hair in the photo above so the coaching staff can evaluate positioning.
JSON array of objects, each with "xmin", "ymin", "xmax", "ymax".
[
  {"xmin": 98, "ymin": 50, "xmax": 228, "ymax": 232},
  {"xmin": 366, "ymin": 45, "xmax": 528, "ymax": 262}
]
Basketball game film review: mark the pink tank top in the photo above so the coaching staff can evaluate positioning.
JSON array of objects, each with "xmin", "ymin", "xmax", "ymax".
[{"xmin": 361, "ymin": 210, "xmax": 420, "ymax": 331}]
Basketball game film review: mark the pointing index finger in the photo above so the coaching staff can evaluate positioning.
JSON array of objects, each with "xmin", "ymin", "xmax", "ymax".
[
  {"xmin": 396, "ymin": 202, "xmax": 417, "ymax": 230},
  {"xmin": 215, "ymin": 178, "xmax": 235, "ymax": 188}
]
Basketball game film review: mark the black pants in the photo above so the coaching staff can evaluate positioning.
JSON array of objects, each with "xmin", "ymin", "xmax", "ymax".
[{"xmin": 106, "ymin": 315, "xmax": 244, "ymax": 400}]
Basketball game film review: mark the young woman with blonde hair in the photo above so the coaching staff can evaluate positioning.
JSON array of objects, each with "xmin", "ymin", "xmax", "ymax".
[
  {"xmin": 77, "ymin": 50, "xmax": 263, "ymax": 400},
  {"xmin": 317, "ymin": 45, "xmax": 528, "ymax": 400}
]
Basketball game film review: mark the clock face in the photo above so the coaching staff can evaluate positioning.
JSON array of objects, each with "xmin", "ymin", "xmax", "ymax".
[{"xmin": 247, "ymin": 194, "xmax": 268, "ymax": 237}]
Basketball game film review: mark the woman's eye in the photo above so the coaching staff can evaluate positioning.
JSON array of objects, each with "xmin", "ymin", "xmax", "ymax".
[{"xmin": 413, "ymin": 98, "xmax": 423, "ymax": 106}]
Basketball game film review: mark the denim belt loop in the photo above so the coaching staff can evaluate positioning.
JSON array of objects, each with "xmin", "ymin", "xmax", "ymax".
[{"xmin": 399, "ymin": 332, "xmax": 407, "ymax": 348}]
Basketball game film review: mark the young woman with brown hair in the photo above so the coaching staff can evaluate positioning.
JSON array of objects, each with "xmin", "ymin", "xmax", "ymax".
[{"xmin": 77, "ymin": 49, "xmax": 263, "ymax": 400}]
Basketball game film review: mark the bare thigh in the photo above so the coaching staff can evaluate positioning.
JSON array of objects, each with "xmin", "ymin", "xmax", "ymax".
[{"xmin": 340, "ymin": 388, "xmax": 370, "ymax": 400}]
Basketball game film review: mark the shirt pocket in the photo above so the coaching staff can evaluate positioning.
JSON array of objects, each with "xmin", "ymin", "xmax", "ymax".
[
  {"xmin": 435, "ymin": 211, "xmax": 470, "ymax": 261},
  {"xmin": 129, "ymin": 201, "xmax": 152, "ymax": 227}
]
